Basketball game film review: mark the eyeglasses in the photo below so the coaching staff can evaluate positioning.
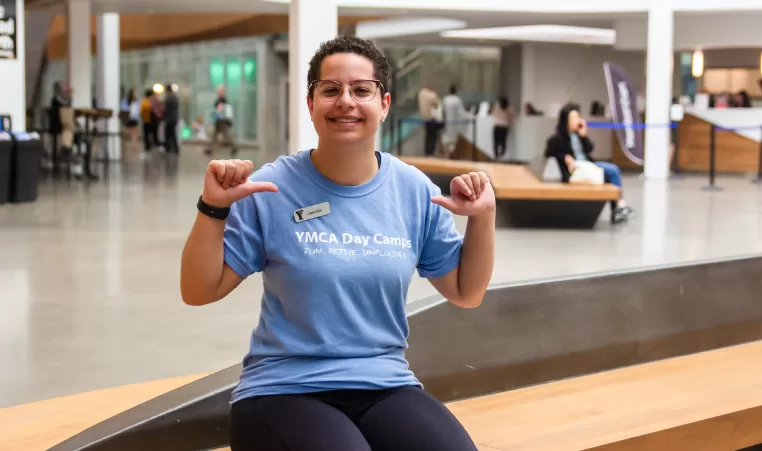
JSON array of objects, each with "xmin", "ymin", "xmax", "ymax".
[{"xmin": 309, "ymin": 80, "xmax": 384, "ymax": 103}]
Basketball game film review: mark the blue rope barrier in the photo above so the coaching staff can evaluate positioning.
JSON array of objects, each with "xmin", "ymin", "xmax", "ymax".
[
  {"xmin": 586, "ymin": 122, "xmax": 677, "ymax": 130},
  {"xmin": 398, "ymin": 117, "xmax": 474, "ymax": 125},
  {"xmin": 714, "ymin": 125, "xmax": 762, "ymax": 132}
]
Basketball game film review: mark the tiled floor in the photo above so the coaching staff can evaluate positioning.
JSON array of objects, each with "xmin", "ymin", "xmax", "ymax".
[{"xmin": 2, "ymin": 147, "xmax": 762, "ymax": 408}]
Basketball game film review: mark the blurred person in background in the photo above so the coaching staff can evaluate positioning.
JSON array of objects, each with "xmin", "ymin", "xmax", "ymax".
[
  {"xmin": 491, "ymin": 96, "xmax": 516, "ymax": 159},
  {"xmin": 441, "ymin": 84, "xmax": 468, "ymax": 155},
  {"xmin": 545, "ymin": 103, "xmax": 634, "ymax": 224},
  {"xmin": 120, "ymin": 88, "xmax": 140, "ymax": 146},
  {"xmin": 140, "ymin": 89, "xmax": 158, "ymax": 153},
  {"xmin": 418, "ymin": 84, "xmax": 440, "ymax": 156},
  {"xmin": 151, "ymin": 87, "xmax": 165, "ymax": 150},
  {"xmin": 163, "ymin": 83, "xmax": 180, "ymax": 154},
  {"xmin": 50, "ymin": 81, "xmax": 75, "ymax": 169},
  {"xmin": 207, "ymin": 85, "xmax": 237, "ymax": 156},
  {"xmin": 737, "ymin": 90, "xmax": 752, "ymax": 108}
]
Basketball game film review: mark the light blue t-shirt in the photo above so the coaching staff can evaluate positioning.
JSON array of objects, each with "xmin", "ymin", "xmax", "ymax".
[
  {"xmin": 223, "ymin": 150, "xmax": 464, "ymax": 404},
  {"xmin": 570, "ymin": 133, "xmax": 588, "ymax": 162}
]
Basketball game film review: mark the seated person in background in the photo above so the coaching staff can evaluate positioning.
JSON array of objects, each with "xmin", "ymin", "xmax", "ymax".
[{"xmin": 544, "ymin": 103, "xmax": 635, "ymax": 224}]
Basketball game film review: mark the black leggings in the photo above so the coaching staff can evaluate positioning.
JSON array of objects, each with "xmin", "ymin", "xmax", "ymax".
[
  {"xmin": 493, "ymin": 125, "xmax": 509, "ymax": 158},
  {"xmin": 230, "ymin": 386, "xmax": 478, "ymax": 451}
]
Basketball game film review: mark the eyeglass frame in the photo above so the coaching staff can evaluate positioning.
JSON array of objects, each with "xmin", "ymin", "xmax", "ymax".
[{"xmin": 308, "ymin": 79, "xmax": 386, "ymax": 103}]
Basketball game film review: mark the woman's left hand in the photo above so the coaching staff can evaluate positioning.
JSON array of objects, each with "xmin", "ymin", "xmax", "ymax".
[{"xmin": 432, "ymin": 171, "xmax": 497, "ymax": 217}]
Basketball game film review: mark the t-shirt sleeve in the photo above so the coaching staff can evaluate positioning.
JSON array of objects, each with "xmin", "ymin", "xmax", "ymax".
[
  {"xmin": 417, "ymin": 183, "xmax": 464, "ymax": 278},
  {"xmin": 223, "ymin": 195, "xmax": 266, "ymax": 278}
]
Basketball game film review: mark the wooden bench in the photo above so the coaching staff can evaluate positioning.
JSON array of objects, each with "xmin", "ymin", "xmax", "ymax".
[
  {"xmin": 399, "ymin": 156, "xmax": 621, "ymax": 228},
  {"xmin": 4, "ymin": 341, "xmax": 762, "ymax": 451}
]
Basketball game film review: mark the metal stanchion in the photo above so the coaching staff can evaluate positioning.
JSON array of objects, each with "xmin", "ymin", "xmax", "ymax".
[
  {"xmin": 670, "ymin": 121, "xmax": 685, "ymax": 180},
  {"xmin": 702, "ymin": 124, "xmax": 722, "ymax": 191},
  {"xmin": 752, "ymin": 125, "xmax": 762, "ymax": 184}
]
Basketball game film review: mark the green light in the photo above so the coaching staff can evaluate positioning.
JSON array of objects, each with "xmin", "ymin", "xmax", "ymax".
[
  {"xmin": 210, "ymin": 59, "xmax": 224, "ymax": 87},
  {"xmin": 244, "ymin": 59, "xmax": 256, "ymax": 83},
  {"xmin": 227, "ymin": 60, "xmax": 242, "ymax": 84}
]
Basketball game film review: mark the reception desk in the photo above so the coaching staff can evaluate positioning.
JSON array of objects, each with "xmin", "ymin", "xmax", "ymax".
[{"xmin": 612, "ymin": 108, "xmax": 762, "ymax": 174}]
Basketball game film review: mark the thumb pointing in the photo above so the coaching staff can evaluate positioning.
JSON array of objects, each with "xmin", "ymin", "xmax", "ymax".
[
  {"xmin": 244, "ymin": 181, "xmax": 279, "ymax": 194},
  {"xmin": 431, "ymin": 195, "xmax": 457, "ymax": 211},
  {"xmin": 233, "ymin": 181, "xmax": 279, "ymax": 199}
]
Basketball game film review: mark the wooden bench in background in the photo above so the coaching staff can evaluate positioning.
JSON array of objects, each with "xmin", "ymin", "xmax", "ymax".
[
  {"xmin": 4, "ymin": 342, "xmax": 762, "ymax": 451},
  {"xmin": 399, "ymin": 156, "xmax": 621, "ymax": 228}
]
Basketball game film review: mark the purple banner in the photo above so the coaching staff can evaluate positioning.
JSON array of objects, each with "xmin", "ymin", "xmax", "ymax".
[
  {"xmin": 603, "ymin": 62, "xmax": 644, "ymax": 165},
  {"xmin": 0, "ymin": 0, "xmax": 17, "ymax": 60}
]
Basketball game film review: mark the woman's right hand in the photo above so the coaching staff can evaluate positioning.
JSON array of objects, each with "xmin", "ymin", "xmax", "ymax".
[
  {"xmin": 564, "ymin": 155, "xmax": 576, "ymax": 172},
  {"xmin": 202, "ymin": 159, "xmax": 278, "ymax": 208}
]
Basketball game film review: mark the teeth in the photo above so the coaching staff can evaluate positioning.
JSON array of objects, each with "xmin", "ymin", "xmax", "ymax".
[{"xmin": 333, "ymin": 118, "xmax": 360, "ymax": 123}]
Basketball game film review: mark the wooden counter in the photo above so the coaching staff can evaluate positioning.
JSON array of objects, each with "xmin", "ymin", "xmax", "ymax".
[{"xmin": 612, "ymin": 113, "xmax": 762, "ymax": 174}]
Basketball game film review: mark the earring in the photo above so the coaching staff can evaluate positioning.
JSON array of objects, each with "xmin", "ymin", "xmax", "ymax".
[{"xmin": 381, "ymin": 117, "xmax": 386, "ymax": 123}]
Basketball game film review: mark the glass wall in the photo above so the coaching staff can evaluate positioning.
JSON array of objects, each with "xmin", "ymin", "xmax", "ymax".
[{"xmin": 43, "ymin": 36, "xmax": 265, "ymax": 144}]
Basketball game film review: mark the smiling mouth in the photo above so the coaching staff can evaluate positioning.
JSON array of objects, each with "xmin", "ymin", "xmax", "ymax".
[{"xmin": 329, "ymin": 117, "xmax": 363, "ymax": 123}]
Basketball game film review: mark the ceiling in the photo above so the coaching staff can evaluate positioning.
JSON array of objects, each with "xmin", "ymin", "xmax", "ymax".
[{"xmin": 27, "ymin": 0, "xmax": 762, "ymax": 49}]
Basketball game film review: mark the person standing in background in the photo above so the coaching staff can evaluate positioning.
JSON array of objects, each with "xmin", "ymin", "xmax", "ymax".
[
  {"xmin": 163, "ymin": 83, "xmax": 180, "ymax": 154},
  {"xmin": 120, "ymin": 88, "xmax": 140, "ymax": 146},
  {"xmin": 140, "ymin": 89, "xmax": 157, "ymax": 153},
  {"xmin": 491, "ymin": 96, "xmax": 516, "ymax": 160},
  {"xmin": 150, "ymin": 89, "xmax": 165, "ymax": 150},
  {"xmin": 50, "ymin": 81, "xmax": 75, "ymax": 173},
  {"xmin": 441, "ymin": 84, "xmax": 468, "ymax": 156},
  {"xmin": 417, "ymin": 84, "xmax": 440, "ymax": 157},
  {"xmin": 207, "ymin": 85, "xmax": 237, "ymax": 157}
]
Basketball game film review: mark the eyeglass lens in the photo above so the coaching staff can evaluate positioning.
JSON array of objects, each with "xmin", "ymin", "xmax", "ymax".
[{"xmin": 314, "ymin": 81, "xmax": 378, "ymax": 102}]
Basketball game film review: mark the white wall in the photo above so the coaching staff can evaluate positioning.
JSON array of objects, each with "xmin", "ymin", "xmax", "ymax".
[
  {"xmin": 522, "ymin": 42, "xmax": 646, "ymax": 117},
  {"xmin": 0, "ymin": 0, "xmax": 25, "ymax": 131},
  {"xmin": 703, "ymin": 48, "xmax": 762, "ymax": 68},
  {"xmin": 616, "ymin": 13, "xmax": 762, "ymax": 51},
  {"xmin": 498, "ymin": 44, "xmax": 522, "ymax": 108}
]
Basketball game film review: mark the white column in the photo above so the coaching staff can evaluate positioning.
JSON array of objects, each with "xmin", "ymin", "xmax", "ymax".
[
  {"xmin": 67, "ymin": 0, "xmax": 91, "ymax": 109},
  {"xmin": 641, "ymin": 180, "xmax": 669, "ymax": 265},
  {"xmin": 644, "ymin": 3, "xmax": 674, "ymax": 180},
  {"xmin": 520, "ymin": 43, "xmax": 536, "ymax": 111},
  {"xmin": 0, "ymin": 0, "xmax": 26, "ymax": 130},
  {"xmin": 96, "ymin": 13, "xmax": 120, "ymax": 159},
  {"xmin": 288, "ymin": 0, "xmax": 337, "ymax": 155}
]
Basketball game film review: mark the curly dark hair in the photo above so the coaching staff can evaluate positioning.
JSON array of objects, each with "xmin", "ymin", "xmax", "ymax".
[{"xmin": 307, "ymin": 35, "xmax": 391, "ymax": 99}]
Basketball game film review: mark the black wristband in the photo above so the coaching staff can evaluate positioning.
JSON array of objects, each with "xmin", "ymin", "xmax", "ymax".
[{"xmin": 197, "ymin": 196, "xmax": 230, "ymax": 220}]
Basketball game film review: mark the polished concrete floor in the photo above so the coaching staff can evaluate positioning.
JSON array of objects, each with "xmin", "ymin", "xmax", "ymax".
[{"xmin": 3, "ymin": 146, "xmax": 762, "ymax": 408}]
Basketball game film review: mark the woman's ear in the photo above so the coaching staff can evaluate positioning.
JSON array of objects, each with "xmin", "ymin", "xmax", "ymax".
[
  {"xmin": 382, "ymin": 92, "xmax": 392, "ymax": 116},
  {"xmin": 306, "ymin": 95, "xmax": 314, "ymax": 117}
]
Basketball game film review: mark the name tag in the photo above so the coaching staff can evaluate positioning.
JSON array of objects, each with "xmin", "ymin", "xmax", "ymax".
[{"xmin": 294, "ymin": 202, "xmax": 331, "ymax": 223}]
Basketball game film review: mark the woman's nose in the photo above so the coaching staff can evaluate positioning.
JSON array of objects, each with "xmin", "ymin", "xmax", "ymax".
[{"xmin": 335, "ymin": 86, "xmax": 355, "ymax": 108}]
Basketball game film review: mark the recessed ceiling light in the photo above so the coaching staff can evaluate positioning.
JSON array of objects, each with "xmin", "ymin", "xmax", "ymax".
[
  {"xmin": 441, "ymin": 25, "xmax": 616, "ymax": 45},
  {"xmin": 357, "ymin": 18, "xmax": 467, "ymax": 39}
]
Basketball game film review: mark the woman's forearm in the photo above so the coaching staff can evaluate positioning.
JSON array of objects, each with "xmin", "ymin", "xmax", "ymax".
[
  {"xmin": 456, "ymin": 210, "xmax": 496, "ymax": 307},
  {"xmin": 180, "ymin": 212, "xmax": 227, "ymax": 306}
]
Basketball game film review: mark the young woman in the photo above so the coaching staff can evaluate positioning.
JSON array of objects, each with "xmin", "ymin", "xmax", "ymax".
[
  {"xmin": 545, "ymin": 103, "xmax": 635, "ymax": 224},
  {"xmin": 180, "ymin": 36, "xmax": 496, "ymax": 451},
  {"xmin": 492, "ymin": 95, "xmax": 516, "ymax": 159}
]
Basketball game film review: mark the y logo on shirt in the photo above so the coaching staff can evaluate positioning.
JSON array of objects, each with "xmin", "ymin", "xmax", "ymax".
[{"xmin": 295, "ymin": 209, "xmax": 304, "ymax": 221}]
